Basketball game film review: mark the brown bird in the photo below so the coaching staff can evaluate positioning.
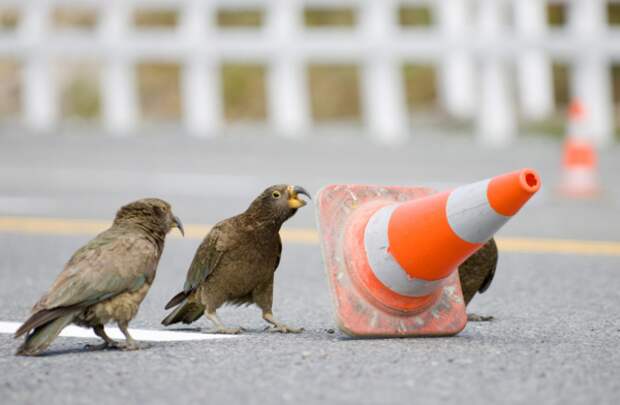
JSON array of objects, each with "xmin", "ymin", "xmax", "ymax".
[
  {"xmin": 15, "ymin": 198, "xmax": 184, "ymax": 356},
  {"xmin": 458, "ymin": 238, "xmax": 498, "ymax": 322},
  {"xmin": 162, "ymin": 184, "xmax": 310, "ymax": 334}
]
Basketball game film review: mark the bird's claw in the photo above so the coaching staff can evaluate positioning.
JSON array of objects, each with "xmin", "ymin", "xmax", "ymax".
[
  {"xmin": 84, "ymin": 343, "xmax": 108, "ymax": 351},
  {"xmin": 84, "ymin": 341, "xmax": 121, "ymax": 351},
  {"xmin": 118, "ymin": 341, "xmax": 142, "ymax": 351},
  {"xmin": 467, "ymin": 313, "xmax": 494, "ymax": 322},
  {"xmin": 267, "ymin": 324, "xmax": 304, "ymax": 334}
]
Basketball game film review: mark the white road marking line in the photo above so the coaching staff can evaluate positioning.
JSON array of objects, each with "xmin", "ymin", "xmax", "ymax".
[{"xmin": 0, "ymin": 321, "xmax": 238, "ymax": 342}]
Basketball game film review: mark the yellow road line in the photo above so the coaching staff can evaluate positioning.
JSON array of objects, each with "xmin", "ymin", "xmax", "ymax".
[
  {"xmin": 495, "ymin": 238, "xmax": 620, "ymax": 256},
  {"xmin": 0, "ymin": 216, "xmax": 618, "ymax": 256},
  {"xmin": 0, "ymin": 216, "xmax": 321, "ymax": 243}
]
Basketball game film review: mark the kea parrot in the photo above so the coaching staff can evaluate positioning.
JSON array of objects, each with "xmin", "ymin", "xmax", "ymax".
[
  {"xmin": 15, "ymin": 198, "xmax": 184, "ymax": 355},
  {"xmin": 162, "ymin": 184, "xmax": 310, "ymax": 334},
  {"xmin": 458, "ymin": 238, "xmax": 498, "ymax": 322}
]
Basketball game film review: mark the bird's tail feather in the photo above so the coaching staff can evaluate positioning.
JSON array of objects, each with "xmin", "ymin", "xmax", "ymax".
[
  {"xmin": 164, "ymin": 291, "xmax": 189, "ymax": 310},
  {"xmin": 161, "ymin": 301, "xmax": 205, "ymax": 326},
  {"xmin": 16, "ymin": 312, "xmax": 77, "ymax": 356},
  {"xmin": 15, "ymin": 307, "xmax": 78, "ymax": 338}
]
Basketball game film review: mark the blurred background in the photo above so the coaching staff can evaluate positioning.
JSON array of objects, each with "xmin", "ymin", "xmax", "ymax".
[
  {"xmin": 0, "ymin": 0, "xmax": 619, "ymax": 220},
  {"xmin": 0, "ymin": 0, "xmax": 618, "ymax": 145}
]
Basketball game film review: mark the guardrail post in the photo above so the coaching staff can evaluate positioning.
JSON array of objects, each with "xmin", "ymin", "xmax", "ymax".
[
  {"xmin": 181, "ymin": 0, "xmax": 219, "ymax": 137},
  {"xmin": 476, "ymin": 0, "xmax": 515, "ymax": 146},
  {"xmin": 361, "ymin": 0, "xmax": 407, "ymax": 143},
  {"xmin": 20, "ymin": 1, "xmax": 56, "ymax": 133},
  {"xmin": 514, "ymin": 0, "xmax": 553, "ymax": 121},
  {"xmin": 267, "ymin": 0, "xmax": 308, "ymax": 138},
  {"xmin": 569, "ymin": 0, "xmax": 613, "ymax": 145},
  {"xmin": 436, "ymin": 0, "xmax": 475, "ymax": 119},
  {"xmin": 99, "ymin": 1, "xmax": 136, "ymax": 135}
]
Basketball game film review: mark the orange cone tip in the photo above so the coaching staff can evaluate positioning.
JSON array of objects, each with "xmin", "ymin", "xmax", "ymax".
[{"xmin": 568, "ymin": 99, "xmax": 586, "ymax": 122}]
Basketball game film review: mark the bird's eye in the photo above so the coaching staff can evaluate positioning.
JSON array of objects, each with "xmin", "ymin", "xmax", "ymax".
[{"xmin": 272, "ymin": 191, "xmax": 281, "ymax": 199}]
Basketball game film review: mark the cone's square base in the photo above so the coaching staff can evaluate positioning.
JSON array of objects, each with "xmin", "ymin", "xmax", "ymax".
[{"xmin": 316, "ymin": 184, "xmax": 467, "ymax": 338}]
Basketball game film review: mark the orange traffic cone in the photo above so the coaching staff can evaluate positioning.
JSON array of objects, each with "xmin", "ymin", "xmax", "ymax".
[
  {"xmin": 559, "ymin": 100, "xmax": 600, "ymax": 197},
  {"xmin": 316, "ymin": 169, "xmax": 541, "ymax": 337}
]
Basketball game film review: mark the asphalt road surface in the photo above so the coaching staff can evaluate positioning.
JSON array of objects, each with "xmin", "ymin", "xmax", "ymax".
[{"xmin": 0, "ymin": 133, "xmax": 619, "ymax": 404}]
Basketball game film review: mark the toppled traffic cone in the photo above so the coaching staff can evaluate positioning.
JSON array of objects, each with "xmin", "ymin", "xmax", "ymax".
[
  {"xmin": 316, "ymin": 169, "xmax": 541, "ymax": 337},
  {"xmin": 559, "ymin": 100, "xmax": 600, "ymax": 197}
]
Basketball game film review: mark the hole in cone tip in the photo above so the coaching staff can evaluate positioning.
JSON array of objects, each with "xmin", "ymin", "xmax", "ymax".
[
  {"xmin": 520, "ymin": 170, "xmax": 540, "ymax": 193},
  {"xmin": 525, "ymin": 173, "xmax": 538, "ymax": 188}
]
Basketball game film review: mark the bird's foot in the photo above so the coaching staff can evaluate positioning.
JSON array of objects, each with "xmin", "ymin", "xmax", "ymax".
[
  {"xmin": 118, "ymin": 340, "xmax": 142, "ymax": 351},
  {"xmin": 15, "ymin": 347, "xmax": 41, "ymax": 357},
  {"xmin": 266, "ymin": 324, "xmax": 304, "ymax": 334},
  {"xmin": 214, "ymin": 326, "xmax": 243, "ymax": 335},
  {"xmin": 84, "ymin": 341, "xmax": 122, "ymax": 351},
  {"xmin": 467, "ymin": 313, "xmax": 494, "ymax": 322}
]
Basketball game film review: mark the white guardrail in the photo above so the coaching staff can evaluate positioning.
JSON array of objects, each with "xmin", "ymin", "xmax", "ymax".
[{"xmin": 0, "ymin": 0, "xmax": 618, "ymax": 145}]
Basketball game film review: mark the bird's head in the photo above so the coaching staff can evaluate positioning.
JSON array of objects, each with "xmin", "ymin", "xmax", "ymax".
[
  {"xmin": 248, "ymin": 184, "xmax": 311, "ymax": 223},
  {"xmin": 115, "ymin": 198, "xmax": 184, "ymax": 237}
]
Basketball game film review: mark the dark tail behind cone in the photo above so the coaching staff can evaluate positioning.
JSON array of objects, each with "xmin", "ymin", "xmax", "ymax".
[
  {"xmin": 16, "ymin": 312, "xmax": 77, "ymax": 356},
  {"xmin": 164, "ymin": 291, "xmax": 189, "ymax": 310},
  {"xmin": 161, "ymin": 301, "xmax": 205, "ymax": 326}
]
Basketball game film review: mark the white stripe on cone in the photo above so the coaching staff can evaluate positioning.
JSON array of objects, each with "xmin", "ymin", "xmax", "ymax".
[
  {"xmin": 561, "ymin": 168, "xmax": 598, "ymax": 192},
  {"xmin": 446, "ymin": 179, "xmax": 510, "ymax": 244}
]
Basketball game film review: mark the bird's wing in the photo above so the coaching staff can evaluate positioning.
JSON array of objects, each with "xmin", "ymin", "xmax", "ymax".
[
  {"xmin": 37, "ymin": 229, "xmax": 158, "ymax": 310},
  {"xmin": 183, "ymin": 223, "xmax": 236, "ymax": 292},
  {"xmin": 478, "ymin": 239, "xmax": 498, "ymax": 294},
  {"xmin": 273, "ymin": 234, "xmax": 282, "ymax": 272}
]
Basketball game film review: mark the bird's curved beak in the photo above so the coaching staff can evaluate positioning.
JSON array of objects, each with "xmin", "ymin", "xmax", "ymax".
[
  {"xmin": 173, "ymin": 215, "xmax": 185, "ymax": 236},
  {"xmin": 287, "ymin": 185, "xmax": 311, "ymax": 209}
]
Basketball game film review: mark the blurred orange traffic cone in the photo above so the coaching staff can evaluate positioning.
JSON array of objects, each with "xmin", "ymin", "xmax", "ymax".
[
  {"xmin": 316, "ymin": 169, "xmax": 541, "ymax": 337},
  {"xmin": 559, "ymin": 99, "xmax": 600, "ymax": 197}
]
